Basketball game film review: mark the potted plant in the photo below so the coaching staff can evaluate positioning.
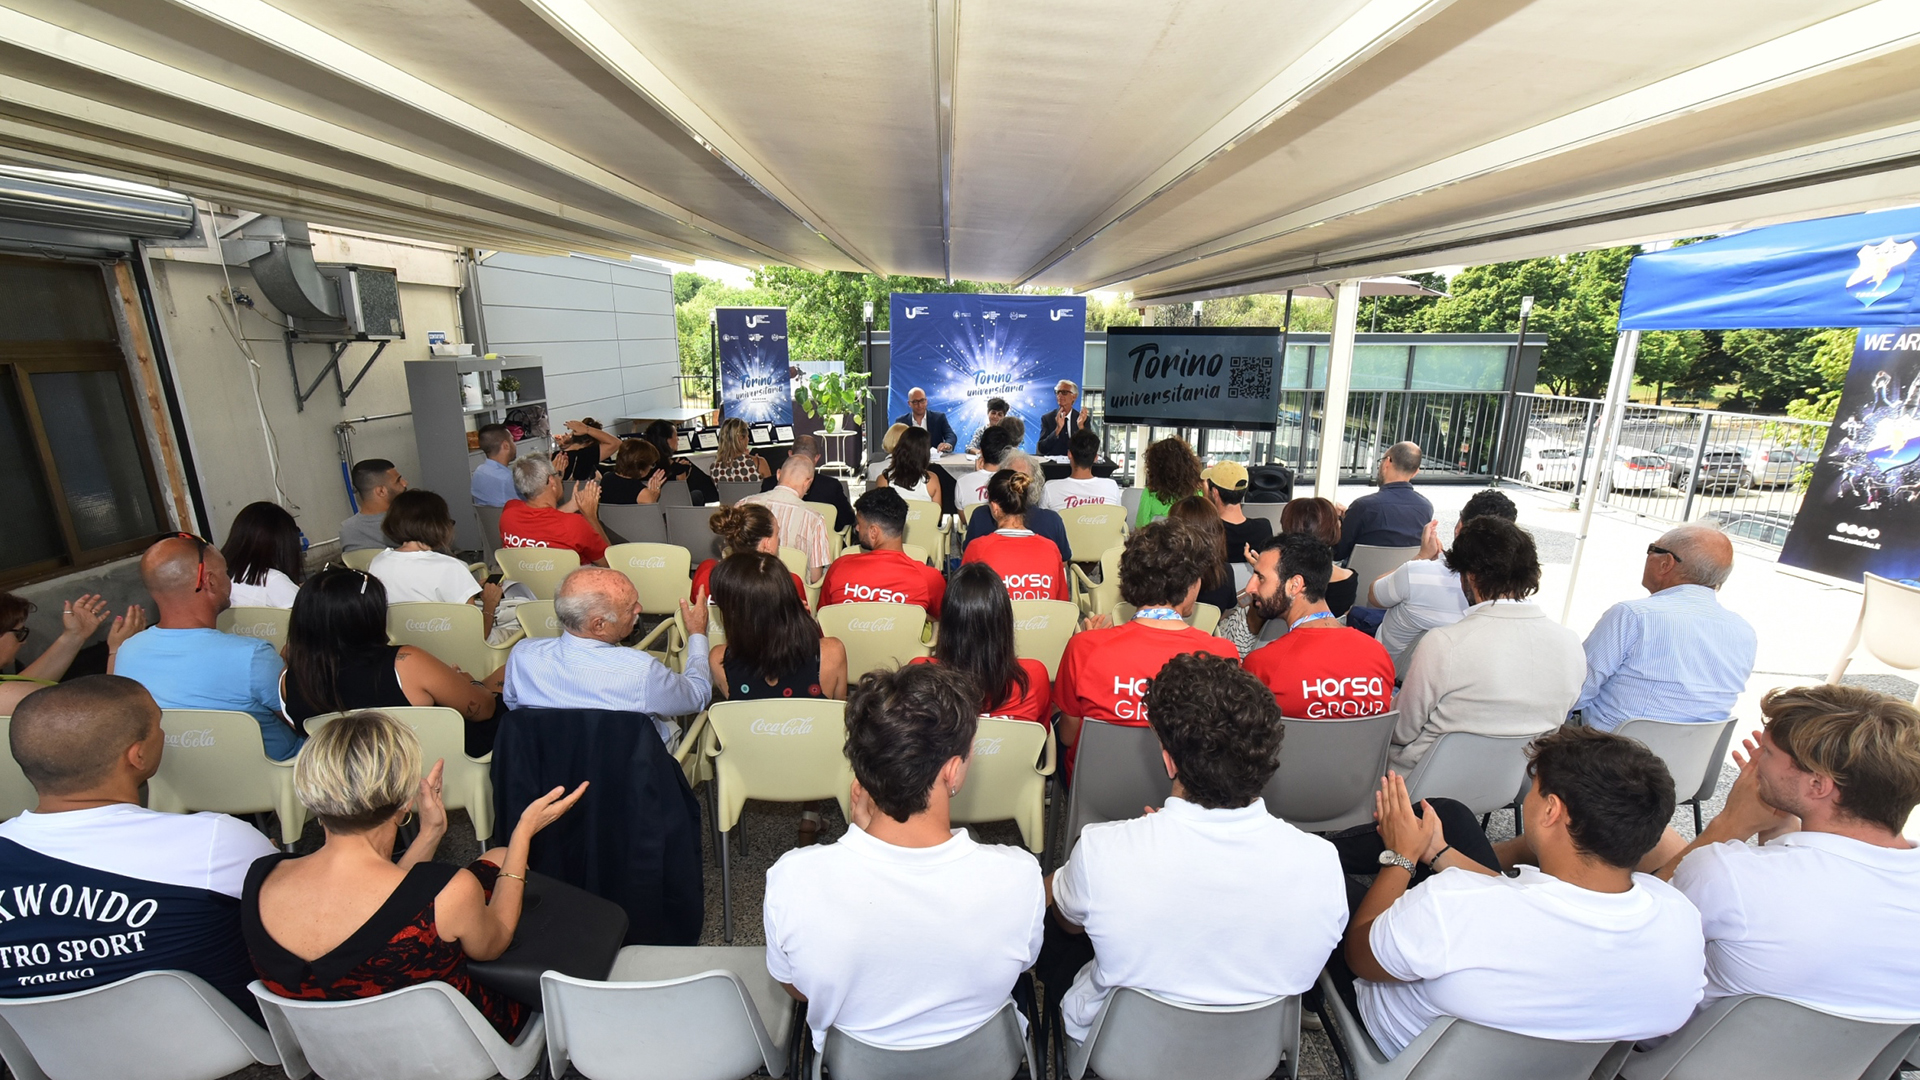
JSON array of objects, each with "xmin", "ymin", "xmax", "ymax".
[
  {"xmin": 498, "ymin": 374, "xmax": 521, "ymax": 406},
  {"xmin": 794, "ymin": 370, "xmax": 870, "ymax": 432}
]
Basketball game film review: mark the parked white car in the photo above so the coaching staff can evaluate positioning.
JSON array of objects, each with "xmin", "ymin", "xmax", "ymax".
[
  {"xmin": 1608, "ymin": 448, "xmax": 1672, "ymax": 492},
  {"xmin": 1517, "ymin": 444, "xmax": 1581, "ymax": 488}
]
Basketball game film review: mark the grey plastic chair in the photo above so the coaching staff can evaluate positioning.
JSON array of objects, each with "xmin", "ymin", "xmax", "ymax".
[
  {"xmin": 1062, "ymin": 720, "xmax": 1170, "ymax": 857},
  {"xmin": 1065, "ymin": 988, "xmax": 1300, "ymax": 1080},
  {"xmin": 474, "ymin": 503, "xmax": 505, "ymax": 571},
  {"xmin": 658, "ymin": 479, "xmax": 695, "ymax": 506},
  {"xmin": 716, "ymin": 480, "xmax": 765, "ymax": 506},
  {"xmin": 666, "ymin": 504, "xmax": 726, "ymax": 562},
  {"xmin": 1344, "ymin": 544, "xmax": 1421, "ymax": 604},
  {"xmin": 813, "ymin": 999, "xmax": 1033, "ymax": 1080},
  {"xmin": 1402, "ymin": 731, "xmax": 1538, "ymax": 819},
  {"xmin": 599, "ymin": 503, "xmax": 670, "ymax": 545},
  {"xmin": 249, "ymin": 979, "xmax": 546, "ymax": 1080},
  {"xmin": 541, "ymin": 945, "xmax": 795, "ymax": 1080},
  {"xmin": 1618, "ymin": 994, "xmax": 1920, "ymax": 1080},
  {"xmin": 1316, "ymin": 971, "xmax": 1630, "ymax": 1080},
  {"xmin": 1613, "ymin": 717, "xmax": 1738, "ymax": 833},
  {"xmin": 1680, "ymin": 719, "xmax": 1740, "ymax": 832},
  {"xmin": 1262, "ymin": 711, "xmax": 1397, "ymax": 832},
  {"xmin": 0, "ymin": 970, "xmax": 278, "ymax": 1080}
]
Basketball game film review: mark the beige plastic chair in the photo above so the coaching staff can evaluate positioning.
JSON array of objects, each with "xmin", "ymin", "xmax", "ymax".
[
  {"xmin": 305, "ymin": 706, "xmax": 494, "ymax": 840},
  {"xmin": 1011, "ymin": 599, "xmax": 1079, "ymax": 678},
  {"xmin": 340, "ymin": 548, "xmax": 380, "ymax": 572},
  {"xmin": 216, "ymin": 606, "xmax": 291, "ymax": 647},
  {"xmin": 605, "ymin": 542, "xmax": 692, "ymax": 662},
  {"xmin": 1112, "ymin": 602, "xmax": 1221, "ymax": 634},
  {"xmin": 903, "ymin": 502, "xmax": 945, "ymax": 566},
  {"xmin": 0, "ymin": 715, "xmax": 37, "ymax": 820},
  {"xmin": 816, "ymin": 602, "xmax": 930, "ymax": 680},
  {"xmin": 704, "ymin": 699, "xmax": 853, "ymax": 943},
  {"xmin": 1346, "ymin": 544, "xmax": 1422, "ymax": 603},
  {"xmin": 1061, "ymin": 504, "xmax": 1127, "ymax": 564},
  {"xmin": 147, "ymin": 709, "xmax": 304, "ymax": 846},
  {"xmin": 802, "ymin": 501, "xmax": 847, "ymax": 560},
  {"xmin": 1070, "ymin": 545, "xmax": 1125, "ymax": 617},
  {"xmin": 517, "ymin": 599, "xmax": 562, "ymax": 638},
  {"xmin": 387, "ymin": 602, "xmax": 521, "ymax": 677},
  {"xmin": 1828, "ymin": 572, "xmax": 1920, "ymax": 703},
  {"xmin": 901, "ymin": 542, "xmax": 932, "ymax": 567},
  {"xmin": 498, "ymin": 545, "xmax": 581, "ymax": 600},
  {"xmin": 949, "ymin": 717, "xmax": 1054, "ymax": 854},
  {"xmin": 775, "ymin": 545, "xmax": 820, "ymax": 609},
  {"xmin": 474, "ymin": 503, "xmax": 505, "ymax": 571}
]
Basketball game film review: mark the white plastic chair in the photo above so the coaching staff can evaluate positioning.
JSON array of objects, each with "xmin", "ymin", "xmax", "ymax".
[
  {"xmin": 814, "ymin": 999, "xmax": 1033, "ymax": 1080},
  {"xmin": 1828, "ymin": 572, "xmax": 1920, "ymax": 703},
  {"xmin": 249, "ymin": 980, "xmax": 545, "ymax": 1080},
  {"xmin": 949, "ymin": 718, "xmax": 1054, "ymax": 854},
  {"xmin": 147, "ymin": 709, "xmax": 304, "ymax": 846},
  {"xmin": 386, "ymin": 602, "xmax": 521, "ymax": 677},
  {"xmin": 1315, "ymin": 971, "xmax": 1630, "ymax": 1080},
  {"xmin": 0, "ymin": 715, "xmax": 38, "ymax": 820},
  {"xmin": 1262, "ymin": 711, "xmax": 1397, "ymax": 833},
  {"xmin": 1617, "ymin": 993, "xmax": 1920, "ymax": 1080},
  {"xmin": 1011, "ymin": 599, "xmax": 1079, "ymax": 678},
  {"xmin": 0, "ymin": 970, "xmax": 278, "ymax": 1080},
  {"xmin": 1402, "ymin": 731, "xmax": 1538, "ymax": 820},
  {"xmin": 816, "ymin": 603, "xmax": 930, "ymax": 680},
  {"xmin": 1061, "ymin": 505, "xmax": 1127, "ymax": 565},
  {"xmin": 498, "ymin": 545, "xmax": 580, "ymax": 600},
  {"xmin": 1345, "ymin": 544, "xmax": 1422, "ymax": 605},
  {"xmin": 216, "ymin": 606, "xmax": 290, "ymax": 647},
  {"xmin": 304, "ymin": 706, "xmax": 493, "ymax": 840},
  {"xmin": 704, "ymin": 699, "xmax": 854, "ymax": 943},
  {"xmin": 1063, "ymin": 720, "xmax": 1170, "ymax": 856},
  {"xmin": 1070, "ymin": 545, "xmax": 1125, "ymax": 617},
  {"xmin": 540, "ymin": 945, "xmax": 795, "ymax": 1080},
  {"xmin": 1066, "ymin": 988, "xmax": 1300, "ymax": 1080},
  {"xmin": 1613, "ymin": 717, "xmax": 1738, "ymax": 833},
  {"xmin": 340, "ymin": 548, "xmax": 380, "ymax": 572},
  {"xmin": 903, "ymin": 502, "xmax": 946, "ymax": 566},
  {"xmin": 598, "ymin": 504, "xmax": 669, "ymax": 546},
  {"xmin": 516, "ymin": 599, "xmax": 562, "ymax": 638}
]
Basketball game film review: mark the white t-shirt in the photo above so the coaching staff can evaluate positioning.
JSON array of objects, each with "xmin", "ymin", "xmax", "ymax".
[
  {"xmin": 954, "ymin": 469, "xmax": 995, "ymax": 507},
  {"xmin": 1358, "ymin": 866, "xmax": 1705, "ymax": 1057},
  {"xmin": 0, "ymin": 804, "xmax": 277, "ymax": 899},
  {"xmin": 1672, "ymin": 831, "xmax": 1920, "ymax": 1022},
  {"xmin": 1372, "ymin": 558, "xmax": 1468, "ymax": 672},
  {"xmin": 1043, "ymin": 476, "xmax": 1124, "ymax": 511},
  {"xmin": 1052, "ymin": 797, "xmax": 1347, "ymax": 1042},
  {"xmin": 764, "ymin": 823, "xmax": 1045, "ymax": 1050},
  {"xmin": 227, "ymin": 569, "xmax": 299, "ymax": 609},
  {"xmin": 368, "ymin": 548, "xmax": 483, "ymax": 606},
  {"xmin": 889, "ymin": 475, "xmax": 933, "ymax": 502}
]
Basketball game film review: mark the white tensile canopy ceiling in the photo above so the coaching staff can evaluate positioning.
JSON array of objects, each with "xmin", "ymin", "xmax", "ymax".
[{"xmin": 4, "ymin": 0, "xmax": 1920, "ymax": 298}]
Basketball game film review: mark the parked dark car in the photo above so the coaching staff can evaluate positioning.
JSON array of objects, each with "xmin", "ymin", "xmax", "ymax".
[{"xmin": 1653, "ymin": 443, "xmax": 1753, "ymax": 493}]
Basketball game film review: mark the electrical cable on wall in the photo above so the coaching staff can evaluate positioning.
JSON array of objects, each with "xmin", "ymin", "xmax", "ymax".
[{"xmin": 208, "ymin": 256, "xmax": 298, "ymax": 512}]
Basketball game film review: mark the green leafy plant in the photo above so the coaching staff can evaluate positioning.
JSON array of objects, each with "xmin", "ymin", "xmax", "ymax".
[
  {"xmin": 794, "ymin": 371, "xmax": 870, "ymax": 431},
  {"xmin": 498, "ymin": 374, "xmax": 521, "ymax": 393}
]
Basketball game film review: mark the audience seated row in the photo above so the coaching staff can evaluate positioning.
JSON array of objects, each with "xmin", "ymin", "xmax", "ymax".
[{"xmin": 0, "ymin": 590, "xmax": 142, "ymax": 716}]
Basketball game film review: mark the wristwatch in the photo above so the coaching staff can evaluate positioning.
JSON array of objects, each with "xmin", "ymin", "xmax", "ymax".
[{"xmin": 1377, "ymin": 850, "xmax": 1417, "ymax": 874}]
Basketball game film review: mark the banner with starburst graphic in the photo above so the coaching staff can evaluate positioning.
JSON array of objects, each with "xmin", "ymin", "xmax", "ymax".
[
  {"xmin": 1781, "ymin": 328, "xmax": 1920, "ymax": 583},
  {"xmin": 888, "ymin": 294, "xmax": 1086, "ymax": 454},
  {"xmin": 716, "ymin": 307, "xmax": 793, "ymax": 424}
]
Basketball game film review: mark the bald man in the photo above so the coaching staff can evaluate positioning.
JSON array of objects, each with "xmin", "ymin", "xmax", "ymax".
[
  {"xmin": 1574, "ymin": 525, "xmax": 1757, "ymax": 731},
  {"xmin": 502, "ymin": 567, "xmax": 711, "ymax": 748},
  {"xmin": 740, "ymin": 456, "xmax": 831, "ymax": 578},
  {"xmin": 112, "ymin": 535, "xmax": 299, "ymax": 760},
  {"xmin": 0, "ymin": 676, "xmax": 276, "ymax": 1011}
]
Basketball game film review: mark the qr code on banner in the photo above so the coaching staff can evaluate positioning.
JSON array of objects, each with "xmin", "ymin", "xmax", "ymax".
[{"xmin": 1229, "ymin": 355, "xmax": 1272, "ymax": 399}]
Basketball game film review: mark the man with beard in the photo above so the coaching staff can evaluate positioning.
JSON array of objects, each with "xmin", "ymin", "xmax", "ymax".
[{"xmin": 1242, "ymin": 534, "xmax": 1394, "ymax": 720}]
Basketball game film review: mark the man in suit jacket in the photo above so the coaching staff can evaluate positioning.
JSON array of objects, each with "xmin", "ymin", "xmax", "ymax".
[
  {"xmin": 1037, "ymin": 379, "xmax": 1094, "ymax": 456},
  {"xmin": 894, "ymin": 386, "xmax": 956, "ymax": 453}
]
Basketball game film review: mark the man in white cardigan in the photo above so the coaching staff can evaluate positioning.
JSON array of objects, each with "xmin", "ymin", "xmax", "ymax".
[{"xmin": 1390, "ymin": 517, "xmax": 1585, "ymax": 772}]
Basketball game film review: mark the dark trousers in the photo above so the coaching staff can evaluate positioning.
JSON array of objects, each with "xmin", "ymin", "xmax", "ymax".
[
  {"xmin": 1034, "ymin": 915, "xmax": 1096, "ymax": 1035},
  {"xmin": 1345, "ymin": 605, "xmax": 1386, "ymax": 637}
]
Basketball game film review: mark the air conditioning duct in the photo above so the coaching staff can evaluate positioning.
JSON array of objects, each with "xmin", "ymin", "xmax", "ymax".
[{"xmin": 221, "ymin": 215, "xmax": 342, "ymax": 323}]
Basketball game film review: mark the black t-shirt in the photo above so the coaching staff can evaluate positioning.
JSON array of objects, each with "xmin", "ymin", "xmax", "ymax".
[
  {"xmin": 1222, "ymin": 517, "xmax": 1274, "ymax": 563},
  {"xmin": 599, "ymin": 472, "xmax": 655, "ymax": 505}
]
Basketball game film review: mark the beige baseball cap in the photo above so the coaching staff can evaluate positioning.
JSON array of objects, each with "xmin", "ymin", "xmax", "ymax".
[{"xmin": 1203, "ymin": 461, "xmax": 1249, "ymax": 491}]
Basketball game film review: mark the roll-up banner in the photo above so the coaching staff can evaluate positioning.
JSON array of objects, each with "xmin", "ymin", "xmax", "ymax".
[
  {"xmin": 715, "ymin": 306, "xmax": 793, "ymax": 424},
  {"xmin": 888, "ymin": 293, "xmax": 1086, "ymax": 453},
  {"xmin": 1780, "ymin": 327, "xmax": 1920, "ymax": 583},
  {"xmin": 1103, "ymin": 326, "xmax": 1281, "ymax": 430}
]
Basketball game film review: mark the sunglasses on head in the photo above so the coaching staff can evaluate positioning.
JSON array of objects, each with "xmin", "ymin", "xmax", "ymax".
[{"xmin": 172, "ymin": 532, "xmax": 211, "ymax": 592}]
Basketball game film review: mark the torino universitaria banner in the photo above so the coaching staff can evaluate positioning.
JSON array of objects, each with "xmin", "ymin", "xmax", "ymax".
[
  {"xmin": 888, "ymin": 293, "xmax": 1086, "ymax": 453},
  {"xmin": 715, "ymin": 307, "xmax": 793, "ymax": 424},
  {"xmin": 1103, "ymin": 326, "xmax": 1282, "ymax": 430},
  {"xmin": 1780, "ymin": 327, "xmax": 1920, "ymax": 582}
]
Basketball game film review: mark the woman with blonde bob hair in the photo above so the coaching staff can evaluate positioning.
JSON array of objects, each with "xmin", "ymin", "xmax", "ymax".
[{"xmin": 242, "ymin": 711, "xmax": 585, "ymax": 1038}]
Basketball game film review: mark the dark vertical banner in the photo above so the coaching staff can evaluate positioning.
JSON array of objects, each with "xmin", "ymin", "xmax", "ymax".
[
  {"xmin": 1780, "ymin": 327, "xmax": 1920, "ymax": 582},
  {"xmin": 888, "ymin": 293, "xmax": 1086, "ymax": 453},
  {"xmin": 715, "ymin": 307, "xmax": 793, "ymax": 423}
]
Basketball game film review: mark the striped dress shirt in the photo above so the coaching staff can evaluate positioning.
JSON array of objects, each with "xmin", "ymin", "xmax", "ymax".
[
  {"xmin": 1575, "ymin": 584, "xmax": 1757, "ymax": 731},
  {"xmin": 503, "ymin": 631, "xmax": 711, "ymax": 747}
]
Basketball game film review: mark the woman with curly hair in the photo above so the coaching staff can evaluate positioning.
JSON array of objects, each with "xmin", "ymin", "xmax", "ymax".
[{"xmin": 1135, "ymin": 437, "xmax": 1202, "ymax": 527}]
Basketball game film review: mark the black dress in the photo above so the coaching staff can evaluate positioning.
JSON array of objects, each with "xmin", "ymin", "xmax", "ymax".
[
  {"xmin": 1197, "ymin": 575, "xmax": 1240, "ymax": 617},
  {"xmin": 721, "ymin": 648, "xmax": 825, "ymax": 701},
  {"xmin": 598, "ymin": 472, "xmax": 653, "ymax": 505},
  {"xmin": 1325, "ymin": 573, "xmax": 1359, "ymax": 617}
]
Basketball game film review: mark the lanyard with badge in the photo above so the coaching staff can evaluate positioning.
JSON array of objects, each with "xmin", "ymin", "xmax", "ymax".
[
  {"xmin": 1133, "ymin": 607, "xmax": 1183, "ymax": 622},
  {"xmin": 1289, "ymin": 611, "xmax": 1336, "ymax": 631}
]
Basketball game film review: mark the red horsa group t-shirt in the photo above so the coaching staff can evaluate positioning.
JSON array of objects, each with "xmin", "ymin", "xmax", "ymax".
[
  {"xmin": 819, "ymin": 548, "xmax": 947, "ymax": 616},
  {"xmin": 692, "ymin": 559, "xmax": 806, "ymax": 605},
  {"xmin": 962, "ymin": 531, "xmax": 1067, "ymax": 602},
  {"xmin": 1053, "ymin": 619, "xmax": 1239, "ymax": 727},
  {"xmin": 910, "ymin": 655, "xmax": 1052, "ymax": 724},
  {"xmin": 499, "ymin": 500, "xmax": 607, "ymax": 565},
  {"xmin": 1242, "ymin": 625, "xmax": 1395, "ymax": 719}
]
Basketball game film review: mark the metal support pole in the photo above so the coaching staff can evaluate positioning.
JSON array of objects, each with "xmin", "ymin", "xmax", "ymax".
[
  {"xmin": 1562, "ymin": 330, "xmax": 1642, "ymax": 624},
  {"xmin": 1315, "ymin": 280, "xmax": 1362, "ymax": 501},
  {"xmin": 1492, "ymin": 296, "xmax": 1532, "ymax": 481},
  {"xmin": 1680, "ymin": 413, "xmax": 1713, "ymax": 522}
]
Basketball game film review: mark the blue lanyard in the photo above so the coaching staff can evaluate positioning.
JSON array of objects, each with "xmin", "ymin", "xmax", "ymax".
[
  {"xmin": 1133, "ymin": 607, "xmax": 1183, "ymax": 621},
  {"xmin": 1289, "ymin": 611, "xmax": 1336, "ymax": 631}
]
